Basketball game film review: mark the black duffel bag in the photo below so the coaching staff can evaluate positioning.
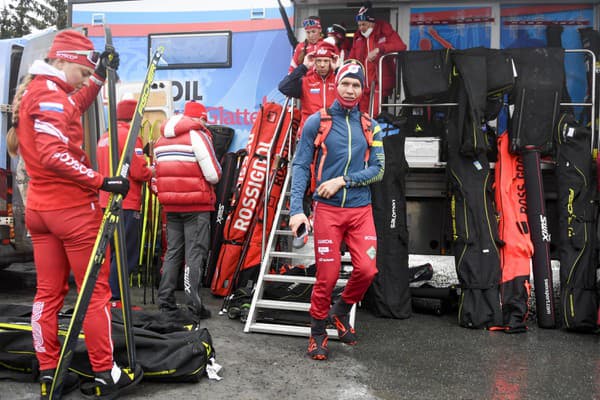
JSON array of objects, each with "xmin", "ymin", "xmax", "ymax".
[{"xmin": 402, "ymin": 48, "xmax": 452, "ymax": 103}]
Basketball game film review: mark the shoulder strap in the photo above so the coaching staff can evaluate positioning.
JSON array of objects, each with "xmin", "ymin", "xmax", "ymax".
[
  {"xmin": 314, "ymin": 108, "xmax": 332, "ymax": 147},
  {"xmin": 360, "ymin": 112, "xmax": 373, "ymax": 162},
  {"xmin": 309, "ymin": 108, "xmax": 333, "ymax": 194}
]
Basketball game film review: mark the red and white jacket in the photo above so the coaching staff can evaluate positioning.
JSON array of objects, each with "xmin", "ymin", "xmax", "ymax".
[
  {"xmin": 349, "ymin": 21, "xmax": 406, "ymax": 97},
  {"xmin": 278, "ymin": 64, "xmax": 336, "ymax": 130},
  {"xmin": 96, "ymin": 121, "xmax": 153, "ymax": 211},
  {"xmin": 16, "ymin": 60, "xmax": 105, "ymax": 211},
  {"xmin": 288, "ymin": 39, "xmax": 323, "ymax": 73},
  {"xmin": 154, "ymin": 114, "xmax": 222, "ymax": 213}
]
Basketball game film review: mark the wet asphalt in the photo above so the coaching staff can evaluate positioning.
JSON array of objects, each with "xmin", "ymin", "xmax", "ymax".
[{"xmin": 1, "ymin": 262, "xmax": 600, "ymax": 400}]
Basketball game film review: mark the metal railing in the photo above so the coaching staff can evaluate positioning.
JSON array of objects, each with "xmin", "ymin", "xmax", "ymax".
[{"xmin": 377, "ymin": 48, "xmax": 597, "ymax": 155}]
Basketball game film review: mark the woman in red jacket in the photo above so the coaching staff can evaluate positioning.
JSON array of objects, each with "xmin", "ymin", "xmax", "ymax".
[
  {"xmin": 349, "ymin": 1, "xmax": 406, "ymax": 115},
  {"xmin": 7, "ymin": 30, "xmax": 142, "ymax": 399}
]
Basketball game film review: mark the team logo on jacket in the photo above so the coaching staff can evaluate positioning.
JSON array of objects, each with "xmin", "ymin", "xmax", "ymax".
[
  {"xmin": 366, "ymin": 246, "xmax": 376, "ymax": 260},
  {"xmin": 318, "ymin": 246, "xmax": 330, "ymax": 255}
]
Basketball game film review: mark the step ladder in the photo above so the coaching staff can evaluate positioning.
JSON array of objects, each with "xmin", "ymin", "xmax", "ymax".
[{"xmin": 243, "ymin": 151, "xmax": 356, "ymax": 339}]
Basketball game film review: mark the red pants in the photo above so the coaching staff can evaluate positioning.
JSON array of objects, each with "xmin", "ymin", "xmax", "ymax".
[
  {"xmin": 27, "ymin": 203, "xmax": 113, "ymax": 372},
  {"xmin": 310, "ymin": 202, "xmax": 378, "ymax": 320}
]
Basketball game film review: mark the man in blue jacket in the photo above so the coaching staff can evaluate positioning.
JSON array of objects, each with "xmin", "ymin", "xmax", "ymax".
[{"xmin": 289, "ymin": 61, "xmax": 385, "ymax": 360}]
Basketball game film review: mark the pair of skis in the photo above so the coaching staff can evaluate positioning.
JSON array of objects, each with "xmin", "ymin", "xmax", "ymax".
[{"xmin": 48, "ymin": 28, "xmax": 164, "ymax": 399}]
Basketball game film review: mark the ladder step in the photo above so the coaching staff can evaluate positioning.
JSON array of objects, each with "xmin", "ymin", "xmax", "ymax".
[
  {"xmin": 264, "ymin": 273, "xmax": 348, "ymax": 286},
  {"xmin": 270, "ymin": 251, "xmax": 352, "ymax": 262},
  {"xmin": 245, "ymin": 322, "xmax": 340, "ymax": 339},
  {"xmin": 256, "ymin": 299, "xmax": 310, "ymax": 311},
  {"xmin": 274, "ymin": 229, "xmax": 294, "ymax": 236}
]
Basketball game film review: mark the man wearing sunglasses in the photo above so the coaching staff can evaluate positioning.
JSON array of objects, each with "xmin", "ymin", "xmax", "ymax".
[{"xmin": 288, "ymin": 16, "xmax": 324, "ymax": 74}]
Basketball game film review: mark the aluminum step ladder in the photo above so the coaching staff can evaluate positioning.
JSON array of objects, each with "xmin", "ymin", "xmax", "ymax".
[{"xmin": 243, "ymin": 154, "xmax": 356, "ymax": 338}]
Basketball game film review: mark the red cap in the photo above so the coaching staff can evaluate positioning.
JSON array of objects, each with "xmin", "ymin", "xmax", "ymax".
[
  {"xmin": 47, "ymin": 30, "xmax": 97, "ymax": 69},
  {"xmin": 184, "ymin": 101, "xmax": 207, "ymax": 120},
  {"xmin": 116, "ymin": 99, "xmax": 137, "ymax": 121},
  {"xmin": 313, "ymin": 39, "xmax": 339, "ymax": 59}
]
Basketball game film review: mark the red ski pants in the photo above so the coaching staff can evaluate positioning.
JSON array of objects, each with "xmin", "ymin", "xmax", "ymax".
[
  {"xmin": 27, "ymin": 203, "xmax": 113, "ymax": 372},
  {"xmin": 310, "ymin": 202, "xmax": 378, "ymax": 320}
]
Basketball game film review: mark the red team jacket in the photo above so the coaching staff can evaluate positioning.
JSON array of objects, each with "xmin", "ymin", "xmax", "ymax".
[
  {"xmin": 279, "ymin": 64, "xmax": 337, "ymax": 128},
  {"xmin": 96, "ymin": 121, "xmax": 153, "ymax": 211},
  {"xmin": 16, "ymin": 61, "xmax": 105, "ymax": 211},
  {"xmin": 154, "ymin": 114, "xmax": 222, "ymax": 213},
  {"xmin": 349, "ymin": 21, "xmax": 406, "ymax": 96}
]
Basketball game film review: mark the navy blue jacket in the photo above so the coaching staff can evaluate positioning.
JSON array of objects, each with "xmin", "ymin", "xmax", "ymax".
[{"xmin": 290, "ymin": 100, "xmax": 385, "ymax": 216}]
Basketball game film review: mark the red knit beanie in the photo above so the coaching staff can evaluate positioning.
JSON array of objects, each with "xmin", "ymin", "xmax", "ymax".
[
  {"xmin": 116, "ymin": 99, "xmax": 137, "ymax": 121},
  {"xmin": 314, "ymin": 39, "xmax": 339, "ymax": 59},
  {"xmin": 47, "ymin": 30, "xmax": 97, "ymax": 69},
  {"xmin": 184, "ymin": 101, "xmax": 207, "ymax": 120}
]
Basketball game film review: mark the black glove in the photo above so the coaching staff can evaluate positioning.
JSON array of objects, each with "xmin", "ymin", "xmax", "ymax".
[
  {"xmin": 94, "ymin": 49, "xmax": 120, "ymax": 79},
  {"xmin": 100, "ymin": 176, "xmax": 129, "ymax": 197}
]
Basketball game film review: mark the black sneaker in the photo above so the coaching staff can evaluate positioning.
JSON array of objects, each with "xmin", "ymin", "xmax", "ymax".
[
  {"xmin": 330, "ymin": 313, "xmax": 358, "ymax": 345},
  {"xmin": 80, "ymin": 364, "xmax": 143, "ymax": 400},
  {"xmin": 39, "ymin": 369, "xmax": 80, "ymax": 400},
  {"xmin": 197, "ymin": 304, "xmax": 212, "ymax": 319},
  {"xmin": 186, "ymin": 304, "xmax": 212, "ymax": 320},
  {"xmin": 307, "ymin": 333, "xmax": 329, "ymax": 360}
]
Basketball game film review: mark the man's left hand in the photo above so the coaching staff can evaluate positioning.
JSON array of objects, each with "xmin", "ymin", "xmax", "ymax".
[
  {"xmin": 367, "ymin": 48, "xmax": 380, "ymax": 62},
  {"xmin": 316, "ymin": 176, "xmax": 345, "ymax": 199}
]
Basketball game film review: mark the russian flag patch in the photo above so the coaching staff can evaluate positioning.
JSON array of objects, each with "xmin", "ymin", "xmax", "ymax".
[
  {"xmin": 39, "ymin": 102, "xmax": 64, "ymax": 113},
  {"xmin": 309, "ymin": 88, "xmax": 320, "ymax": 94}
]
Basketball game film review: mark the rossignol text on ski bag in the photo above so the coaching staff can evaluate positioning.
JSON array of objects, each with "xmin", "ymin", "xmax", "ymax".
[
  {"xmin": 555, "ymin": 113, "xmax": 598, "ymax": 331},
  {"xmin": 205, "ymin": 149, "xmax": 247, "ymax": 287},
  {"xmin": 211, "ymin": 101, "xmax": 299, "ymax": 296}
]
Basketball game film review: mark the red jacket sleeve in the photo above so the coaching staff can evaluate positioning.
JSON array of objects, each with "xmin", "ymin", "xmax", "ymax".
[
  {"xmin": 69, "ymin": 74, "xmax": 104, "ymax": 114},
  {"xmin": 130, "ymin": 136, "xmax": 153, "ymax": 183},
  {"xmin": 117, "ymin": 124, "xmax": 152, "ymax": 183},
  {"xmin": 31, "ymin": 92, "xmax": 103, "ymax": 189},
  {"xmin": 376, "ymin": 21, "xmax": 406, "ymax": 54}
]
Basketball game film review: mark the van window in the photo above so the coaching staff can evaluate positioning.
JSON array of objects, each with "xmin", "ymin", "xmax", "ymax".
[{"xmin": 148, "ymin": 31, "xmax": 232, "ymax": 69}]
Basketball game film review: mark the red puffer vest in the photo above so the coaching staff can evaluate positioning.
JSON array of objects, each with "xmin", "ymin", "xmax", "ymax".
[{"xmin": 154, "ymin": 114, "xmax": 222, "ymax": 212}]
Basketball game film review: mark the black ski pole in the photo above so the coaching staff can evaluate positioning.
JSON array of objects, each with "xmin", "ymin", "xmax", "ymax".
[
  {"xmin": 277, "ymin": 0, "xmax": 298, "ymax": 48},
  {"xmin": 48, "ymin": 46, "xmax": 164, "ymax": 400},
  {"xmin": 104, "ymin": 25, "xmax": 137, "ymax": 372}
]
